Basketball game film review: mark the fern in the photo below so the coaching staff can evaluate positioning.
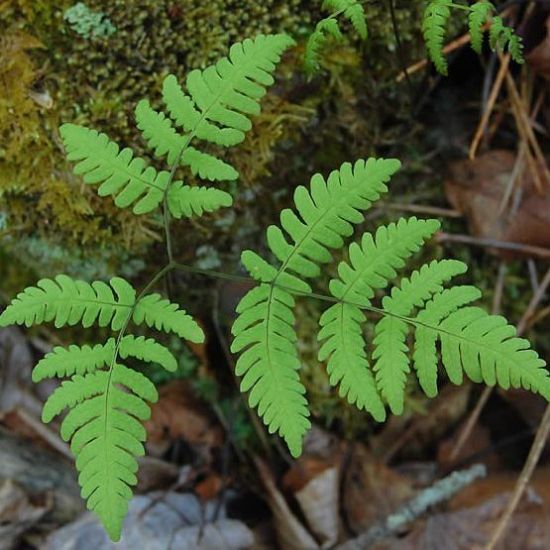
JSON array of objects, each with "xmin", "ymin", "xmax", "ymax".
[
  {"xmin": 0, "ymin": 35, "xmax": 296, "ymax": 540},
  {"xmin": 232, "ymin": 157, "xmax": 549, "ymax": 457},
  {"xmin": 423, "ymin": 0, "xmax": 524, "ymax": 74},
  {"xmin": 0, "ymin": 274, "xmax": 203, "ymax": 540},
  {"xmin": 468, "ymin": 1, "xmax": 494, "ymax": 53},
  {"xmin": 1, "ymin": 31, "xmax": 545, "ymax": 543},
  {"xmin": 231, "ymin": 159, "xmax": 401, "ymax": 456},
  {"xmin": 61, "ymin": 33, "xmax": 295, "ymax": 219},
  {"xmin": 422, "ymin": 0, "xmax": 452, "ymax": 75},
  {"xmin": 304, "ymin": 0, "xmax": 367, "ymax": 75},
  {"xmin": 323, "ymin": 0, "xmax": 368, "ymax": 39}
]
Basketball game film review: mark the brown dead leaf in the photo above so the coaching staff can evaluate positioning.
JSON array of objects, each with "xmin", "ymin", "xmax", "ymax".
[
  {"xmin": 526, "ymin": 15, "xmax": 550, "ymax": 79},
  {"xmin": 255, "ymin": 457, "xmax": 319, "ymax": 550},
  {"xmin": 144, "ymin": 380, "xmax": 223, "ymax": 457},
  {"xmin": 295, "ymin": 466, "xmax": 340, "ymax": 548},
  {"xmin": 445, "ymin": 151, "xmax": 550, "ymax": 259},
  {"xmin": 342, "ymin": 444, "xmax": 414, "ymax": 534}
]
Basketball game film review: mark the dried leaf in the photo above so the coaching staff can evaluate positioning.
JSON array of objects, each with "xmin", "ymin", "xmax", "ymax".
[
  {"xmin": 255, "ymin": 457, "xmax": 320, "ymax": 550},
  {"xmin": 342, "ymin": 445, "xmax": 414, "ymax": 533},
  {"xmin": 445, "ymin": 151, "xmax": 550, "ymax": 258},
  {"xmin": 144, "ymin": 380, "xmax": 223, "ymax": 457}
]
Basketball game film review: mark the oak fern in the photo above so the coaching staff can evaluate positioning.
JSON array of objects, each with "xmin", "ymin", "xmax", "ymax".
[
  {"xmin": 304, "ymin": 0, "xmax": 368, "ymax": 75},
  {"xmin": 0, "ymin": 35, "xmax": 294, "ymax": 541},
  {"xmin": 423, "ymin": 0, "xmax": 524, "ymax": 74},
  {"xmin": 231, "ymin": 159, "xmax": 401, "ymax": 456},
  {"xmin": 0, "ymin": 276, "xmax": 202, "ymax": 540},
  {"xmin": 233, "ymin": 158, "xmax": 549, "ymax": 457}
]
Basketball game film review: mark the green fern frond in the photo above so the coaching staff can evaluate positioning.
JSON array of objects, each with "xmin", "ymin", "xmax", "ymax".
[
  {"xmin": 60, "ymin": 124, "xmax": 170, "ymax": 214},
  {"xmin": 162, "ymin": 34, "xmax": 295, "ymax": 147},
  {"xmin": 232, "ymin": 158, "xmax": 400, "ymax": 456},
  {"xmin": 42, "ymin": 363, "xmax": 157, "ymax": 541},
  {"xmin": 304, "ymin": 19, "xmax": 343, "ymax": 75},
  {"xmin": 489, "ymin": 16, "xmax": 524, "ymax": 63},
  {"xmin": 135, "ymin": 100, "xmax": 238, "ymax": 182},
  {"xmin": 468, "ymin": 1, "xmax": 494, "ymax": 53},
  {"xmin": 319, "ymin": 219, "xmax": 446, "ymax": 416},
  {"xmin": 0, "ymin": 275, "xmax": 135, "ymax": 330},
  {"xmin": 322, "ymin": 0, "xmax": 368, "ymax": 39},
  {"xmin": 32, "ymin": 335, "xmax": 177, "ymax": 382},
  {"xmin": 422, "ymin": 0, "xmax": 452, "ymax": 75},
  {"xmin": 167, "ymin": 183, "xmax": 233, "ymax": 219}
]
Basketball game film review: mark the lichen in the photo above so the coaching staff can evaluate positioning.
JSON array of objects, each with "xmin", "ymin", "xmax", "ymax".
[{"xmin": 63, "ymin": 2, "xmax": 116, "ymax": 39}]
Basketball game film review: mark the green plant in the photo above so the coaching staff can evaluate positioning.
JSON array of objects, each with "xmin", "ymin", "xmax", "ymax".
[
  {"xmin": 0, "ymin": 33, "xmax": 295, "ymax": 540},
  {"xmin": 304, "ymin": 0, "xmax": 368, "ymax": 75},
  {"xmin": 422, "ymin": 0, "xmax": 523, "ymax": 75},
  {"xmin": 0, "ymin": 31, "xmax": 547, "ymax": 543}
]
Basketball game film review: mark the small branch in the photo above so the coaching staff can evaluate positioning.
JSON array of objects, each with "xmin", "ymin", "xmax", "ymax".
[
  {"xmin": 339, "ymin": 464, "xmax": 487, "ymax": 549},
  {"xmin": 485, "ymin": 405, "xmax": 550, "ymax": 549},
  {"xmin": 436, "ymin": 232, "xmax": 550, "ymax": 259}
]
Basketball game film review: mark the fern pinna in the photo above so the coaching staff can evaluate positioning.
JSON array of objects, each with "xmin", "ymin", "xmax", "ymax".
[
  {"xmin": 232, "ymin": 158, "xmax": 550, "ymax": 457},
  {"xmin": 305, "ymin": 0, "xmax": 368, "ymax": 75},
  {"xmin": 0, "ymin": 34, "xmax": 295, "ymax": 541},
  {"xmin": 422, "ymin": 1, "xmax": 523, "ymax": 75}
]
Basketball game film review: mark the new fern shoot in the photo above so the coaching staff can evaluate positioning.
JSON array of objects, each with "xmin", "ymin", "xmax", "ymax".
[{"xmin": 0, "ymin": 31, "xmax": 546, "ymax": 542}]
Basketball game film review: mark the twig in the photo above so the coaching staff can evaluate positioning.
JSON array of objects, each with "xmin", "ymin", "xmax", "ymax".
[
  {"xmin": 469, "ymin": 54, "xmax": 511, "ymax": 159},
  {"xmin": 396, "ymin": 31, "xmax": 475, "ymax": 82},
  {"xmin": 436, "ymin": 232, "xmax": 550, "ymax": 259},
  {"xmin": 485, "ymin": 405, "xmax": 550, "ymax": 549},
  {"xmin": 378, "ymin": 202, "xmax": 462, "ymax": 218},
  {"xmin": 339, "ymin": 464, "xmax": 487, "ymax": 549}
]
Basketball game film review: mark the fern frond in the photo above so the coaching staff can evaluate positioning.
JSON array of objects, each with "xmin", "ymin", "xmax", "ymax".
[
  {"xmin": 60, "ymin": 124, "xmax": 169, "ymax": 214},
  {"xmin": 322, "ymin": 0, "xmax": 368, "ymax": 39},
  {"xmin": 304, "ymin": 19, "xmax": 343, "ymax": 75},
  {"xmin": 489, "ymin": 16, "xmax": 524, "ymax": 63},
  {"xmin": 468, "ymin": 1, "xmax": 494, "ymax": 53},
  {"xmin": 372, "ymin": 258, "xmax": 467, "ymax": 413},
  {"xmin": 133, "ymin": 293, "xmax": 204, "ymax": 343},
  {"xmin": 232, "ymin": 158, "xmax": 400, "ymax": 456},
  {"xmin": 0, "ymin": 275, "xmax": 135, "ymax": 330},
  {"xmin": 319, "ymin": 219, "xmax": 445, "ymax": 416},
  {"xmin": 166, "ymin": 183, "xmax": 233, "ymax": 219},
  {"xmin": 42, "ymin": 363, "xmax": 157, "ymax": 541},
  {"xmin": 162, "ymin": 34, "xmax": 295, "ymax": 147},
  {"xmin": 32, "ymin": 335, "xmax": 177, "ymax": 382},
  {"xmin": 422, "ymin": 0, "xmax": 452, "ymax": 75},
  {"xmin": 135, "ymin": 100, "xmax": 238, "ymax": 182}
]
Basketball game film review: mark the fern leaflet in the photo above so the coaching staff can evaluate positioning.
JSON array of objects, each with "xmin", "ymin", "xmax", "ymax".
[
  {"xmin": 304, "ymin": 0, "xmax": 367, "ymax": 75},
  {"xmin": 468, "ymin": 1, "xmax": 494, "ymax": 53},
  {"xmin": 162, "ymin": 34, "xmax": 295, "ymax": 147},
  {"xmin": 32, "ymin": 335, "xmax": 177, "ymax": 382},
  {"xmin": 60, "ymin": 125, "xmax": 170, "ymax": 215},
  {"xmin": 322, "ymin": 0, "xmax": 368, "ymax": 39},
  {"xmin": 422, "ymin": 0, "xmax": 452, "ymax": 75}
]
